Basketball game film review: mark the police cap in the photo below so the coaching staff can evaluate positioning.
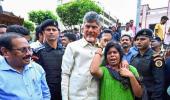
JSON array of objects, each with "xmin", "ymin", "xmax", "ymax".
[
  {"xmin": 41, "ymin": 19, "xmax": 58, "ymax": 31},
  {"xmin": 134, "ymin": 28, "xmax": 153, "ymax": 40}
]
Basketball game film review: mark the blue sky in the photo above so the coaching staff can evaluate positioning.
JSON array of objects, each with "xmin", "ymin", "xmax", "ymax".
[{"xmin": 1, "ymin": 0, "xmax": 169, "ymax": 24}]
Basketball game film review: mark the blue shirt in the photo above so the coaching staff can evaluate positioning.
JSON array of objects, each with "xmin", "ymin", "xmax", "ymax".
[
  {"xmin": 112, "ymin": 32, "xmax": 121, "ymax": 42},
  {"xmin": 0, "ymin": 57, "xmax": 51, "ymax": 100},
  {"xmin": 129, "ymin": 46, "xmax": 138, "ymax": 55},
  {"xmin": 123, "ymin": 50, "xmax": 134, "ymax": 63},
  {"xmin": 123, "ymin": 46, "xmax": 138, "ymax": 63}
]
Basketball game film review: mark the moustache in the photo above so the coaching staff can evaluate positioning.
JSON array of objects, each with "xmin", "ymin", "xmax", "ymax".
[{"xmin": 23, "ymin": 55, "xmax": 32, "ymax": 59}]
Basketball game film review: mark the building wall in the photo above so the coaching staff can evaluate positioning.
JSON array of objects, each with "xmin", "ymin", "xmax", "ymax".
[{"xmin": 140, "ymin": 4, "xmax": 170, "ymax": 33}]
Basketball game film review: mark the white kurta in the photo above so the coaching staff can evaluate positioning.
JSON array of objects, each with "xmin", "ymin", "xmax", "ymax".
[{"xmin": 61, "ymin": 38, "xmax": 99, "ymax": 100}]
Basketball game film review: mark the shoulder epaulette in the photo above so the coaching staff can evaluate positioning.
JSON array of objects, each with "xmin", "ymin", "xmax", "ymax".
[
  {"xmin": 33, "ymin": 45, "xmax": 45, "ymax": 53},
  {"xmin": 152, "ymin": 52, "xmax": 164, "ymax": 68}
]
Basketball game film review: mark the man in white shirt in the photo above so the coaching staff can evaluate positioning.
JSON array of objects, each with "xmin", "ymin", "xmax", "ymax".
[
  {"xmin": 61, "ymin": 11, "xmax": 101, "ymax": 100},
  {"xmin": 121, "ymin": 22, "xmax": 134, "ymax": 38},
  {"xmin": 30, "ymin": 25, "xmax": 44, "ymax": 49}
]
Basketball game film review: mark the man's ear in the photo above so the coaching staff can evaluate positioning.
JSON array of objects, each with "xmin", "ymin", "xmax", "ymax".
[{"xmin": 1, "ymin": 47, "xmax": 10, "ymax": 57}]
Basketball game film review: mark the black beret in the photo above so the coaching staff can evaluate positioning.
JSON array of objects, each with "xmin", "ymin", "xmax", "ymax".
[
  {"xmin": 134, "ymin": 29, "xmax": 153, "ymax": 40},
  {"xmin": 41, "ymin": 19, "xmax": 58, "ymax": 31}
]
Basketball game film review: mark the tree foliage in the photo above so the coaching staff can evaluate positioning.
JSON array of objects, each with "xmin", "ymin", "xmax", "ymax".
[
  {"xmin": 56, "ymin": 0, "xmax": 102, "ymax": 29},
  {"xmin": 28, "ymin": 10, "xmax": 57, "ymax": 25},
  {"xmin": 23, "ymin": 20, "xmax": 35, "ymax": 32}
]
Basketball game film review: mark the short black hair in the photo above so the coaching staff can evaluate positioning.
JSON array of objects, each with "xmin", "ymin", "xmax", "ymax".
[
  {"xmin": 64, "ymin": 33, "xmax": 77, "ymax": 41},
  {"xmin": 126, "ymin": 22, "xmax": 130, "ymax": 25},
  {"xmin": 161, "ymin": 16, "xmax": 169, "ymax": 20},
  {"xmin": 0, "ymin": 32, "xmax": 23, "ymax": 51},
  {"xmin": 100, "ymin": 29, "xmax": 113, "ymax": 39},
  {"xmin": 121, "ymin": 34, "xmax": 132, "ymax": 41},
  {"xmin": 0, "ymin": 24, "xmax": 7, "ymax": 28},
  {"xmin": 6, "ymin": 25, "xmax": 30, "ymax": 36},
  {"xmin": 35, "ymin": 25, "xmax": 42, "ymax": 40}
]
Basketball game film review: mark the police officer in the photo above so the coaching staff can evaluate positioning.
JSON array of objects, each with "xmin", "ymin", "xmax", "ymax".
[
  {"xmin": 130, "ymin": 29, "xmax": 164, "ymax": 100},
  {"xmin": 33, "ymin": 19, "xmax": 64, "ymax": 100}
]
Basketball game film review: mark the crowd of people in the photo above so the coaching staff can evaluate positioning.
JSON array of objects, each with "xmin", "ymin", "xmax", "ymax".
[{"xmin": 0, "ymin": 11, "xmax": 170, "ymax": 100}]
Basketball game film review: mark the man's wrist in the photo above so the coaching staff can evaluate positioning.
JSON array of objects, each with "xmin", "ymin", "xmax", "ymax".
[{"xmin": 95, "ymin": 52, "xmax": 102, "ymax": 57}]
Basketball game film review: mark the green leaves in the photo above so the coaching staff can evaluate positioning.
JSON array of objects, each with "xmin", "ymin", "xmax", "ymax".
[
  {"xmin": 56, "ymin": 0, "xmax": 102, "ymax": 28},
  {"xmin": 23, "ymin": 20, "xmax": 35, "ymax": 32},
  {"xmin": 28, "ymin": 10, "xmax": 57, "ymax": 25}
]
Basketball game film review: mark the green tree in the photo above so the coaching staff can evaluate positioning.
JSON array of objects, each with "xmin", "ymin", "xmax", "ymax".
[
  {"xmin": 56, "ymin": 0, "xmax": 102, "ymax": 29},
  {"xmin": 23, "ymin": 20, "xmax": 35, "ymax": 32},
  {"xmin": 28, "ymin": 10, "xmax": 57, "ymax": 25}
]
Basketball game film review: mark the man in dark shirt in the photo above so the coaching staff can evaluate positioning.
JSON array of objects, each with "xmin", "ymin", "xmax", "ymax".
[
  {"xmin": 130, "ymin": 29, "xmax": 164, "ymax": 100},
  {"xmin": 34, "ymin": 19, "xmax": 64, "ymax": 100}
]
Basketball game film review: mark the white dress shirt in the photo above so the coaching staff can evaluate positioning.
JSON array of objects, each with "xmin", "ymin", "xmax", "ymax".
[{"xmin": 61, "ymin": 38, "xmax": 99, "ymax": 100}]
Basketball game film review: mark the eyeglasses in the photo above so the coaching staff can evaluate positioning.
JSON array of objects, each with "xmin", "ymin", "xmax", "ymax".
[{"xmin": 12, "ymin": 47, "xmax": 33, "ymax": 53}]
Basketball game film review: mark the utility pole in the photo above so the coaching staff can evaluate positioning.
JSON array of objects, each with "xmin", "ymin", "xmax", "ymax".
[
  {"xmin": 0, "ymin": 0, "xmax": 4, "ymax": 13},
  {"xmin": 136, "ymin": 0, "xmax": 141, "ymax": 33},
  {"xmin": 165, "ymin": 0, "xmax": 170, "ymax": 34},
  {"xmin": 167, "ymin": 0, "xmax": 170, "ymax": 21}
]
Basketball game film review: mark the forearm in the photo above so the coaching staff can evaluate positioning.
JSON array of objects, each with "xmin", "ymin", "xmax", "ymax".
[
  {"xmin": 129, "ymin": 75, "xmax": 143, "ymax": 97},
  {"xmin": 90, "ymin": 48, "xmax": 103, "ymax": 78}
]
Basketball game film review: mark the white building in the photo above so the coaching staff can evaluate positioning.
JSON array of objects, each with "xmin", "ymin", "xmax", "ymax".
[{"xmin": 140, "ymin": 4, "xmax": 170, "ymax": 32}]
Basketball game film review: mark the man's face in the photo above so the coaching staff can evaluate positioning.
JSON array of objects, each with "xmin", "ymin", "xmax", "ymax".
[
  {"xmin": 39, "ymin": 33, "xmax": 44, "ymax": 43},
  {"xmin": 126, "ymin": 23, "xmax": 130, "ymax": 29},
  {"xmin": 130, "ymin": 20, "xmax": 134, "ymax": 26},
  {"xmin": 61, "ymin": 36, "xmax": 70, "ymax": 47},
  {"xmin": 82, "ymin": 21, "xmax": 101, "ymax": 44},
  {"xmin": 43, "ymin": 26, "xmax": 59, "ymax": 42},
  {"xmin": 100, "ymin": 33, "xmax": 112, "ymax": 47},
  {"xmin": 135, "ymin": 36, "xmax": 150, "ymax": 50},
  {"xmin": 7, "ymin": 37, "xmax": 32, "ymax": 67},
  {"xmin": 161, "ymin": 19, "xmax": 168, "ymax": 24},
  {"xmin": 120, "ymin": 36, "xmax": 132, "ymax": 49},
  {"xmin": 0, "ymin": 27, "xmax": 7, "ymax": 36},
  {"xmin": 111, "ymin": 26, "xmax": 116, "ymax": 32},
  {"xmin": 151, "ymin": 41, "xmax": 161, "ymax": 52}
]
